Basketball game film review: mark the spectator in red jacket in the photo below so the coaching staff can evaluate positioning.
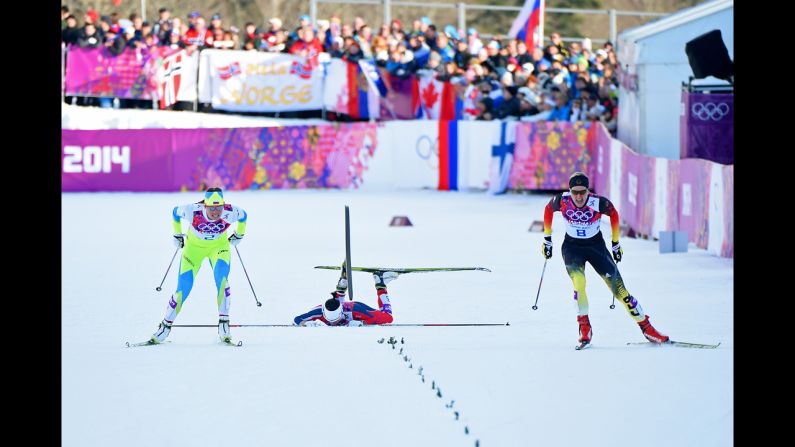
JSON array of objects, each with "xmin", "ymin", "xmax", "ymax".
[
  {"xmin": 289, "ymin": 26, "xmax": 324, "ymax": 67},
  {"xmin": 183, "ymin": 16, "xmax": 212, "ymax": 51}
]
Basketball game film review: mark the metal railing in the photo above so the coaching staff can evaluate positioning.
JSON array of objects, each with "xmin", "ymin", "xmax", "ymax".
[{"xmin": 310, "ymin": 0, "xmax": 668, "ymax": 48}]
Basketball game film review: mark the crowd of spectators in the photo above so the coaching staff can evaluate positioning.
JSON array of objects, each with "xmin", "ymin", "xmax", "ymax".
[{"xmin": 62, "ymin": 5, "xmax": 620, "ymax": 133}]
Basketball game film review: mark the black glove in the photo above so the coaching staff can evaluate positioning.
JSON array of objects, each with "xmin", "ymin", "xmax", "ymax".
[
  {"xmin": 173, "ymin": 234, "xmax": 185, "ymax": 248},
  {"xmin": 541, "ymin": 236, "xmax": 553, "ymax": 259},
  {"xmin": 612, "ymin": 241, "xmax": 623, "ymax": 262}
]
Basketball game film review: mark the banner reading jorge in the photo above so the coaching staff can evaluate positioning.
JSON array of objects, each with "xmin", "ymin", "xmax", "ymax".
[{"xmin": 198, "ymin": 50, "xmax": 323, "ymax": 112}]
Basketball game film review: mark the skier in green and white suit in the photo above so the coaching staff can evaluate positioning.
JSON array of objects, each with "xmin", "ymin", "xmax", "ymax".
[{"xmin": 150, "ymin": 187, "xmax": 247, "ymax": 344}]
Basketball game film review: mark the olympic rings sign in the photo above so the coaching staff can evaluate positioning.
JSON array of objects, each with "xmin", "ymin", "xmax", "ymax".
[{"xmin": 691, "ymin": 102, "xmax": 730, "ymax": 121}]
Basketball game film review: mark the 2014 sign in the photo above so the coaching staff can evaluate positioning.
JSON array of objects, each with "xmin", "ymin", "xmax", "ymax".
[{"xmin": 63, "ymin": 146, "xmax": 130, "ymax": 173}]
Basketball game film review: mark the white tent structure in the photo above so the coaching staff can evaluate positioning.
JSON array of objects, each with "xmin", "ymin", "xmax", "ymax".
[{"xmin": 617, "ymin": 0, "xmax": 733, "ymax": 159}]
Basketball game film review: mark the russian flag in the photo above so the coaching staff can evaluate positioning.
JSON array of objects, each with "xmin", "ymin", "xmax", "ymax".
[
  {"xmin": 509, "ymin": 0, "xmax": 545, "ymax": 49},
  {"xmin": 438, "ymin": 120, "xmax": 460, "ymax": 191},
  {"xmin": 346, "ymin": 60, "xmax": 384, "ymax": 120}
]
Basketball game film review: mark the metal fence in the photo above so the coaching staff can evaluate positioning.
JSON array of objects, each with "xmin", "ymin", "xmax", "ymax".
[{"xmin": 310, "ymin": 0, "xmax": 668, "ymax": 48}]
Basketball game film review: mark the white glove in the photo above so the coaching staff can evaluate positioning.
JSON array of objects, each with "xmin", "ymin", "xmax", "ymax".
[
  {"xmin": 228, "ymin": 233, "xmax": 244, "ymax": 246},
  {"xmin": 301, "ymin": 320, "xmax": 325, "ymax": 327},
  {"xmin": 173, "ymin": 234, "xmax": 185, "ymax": 248},
  {"xmin": 347, "ymin": 320, "xmax": 363, "ymax": 327}
]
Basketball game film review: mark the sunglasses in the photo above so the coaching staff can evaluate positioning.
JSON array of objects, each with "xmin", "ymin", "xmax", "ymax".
[
  {"xmin": 570, "ymin": 189, "xmax": 589, "ymax": 196},
  {"xmin": 206, "ymin": 205, "xmax": 223, "ymax": 212}
]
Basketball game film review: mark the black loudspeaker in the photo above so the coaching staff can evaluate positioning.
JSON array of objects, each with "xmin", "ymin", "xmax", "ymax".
[{"xmin": 685, "ymin": 30, "xmax": 733, "ymax": 81}]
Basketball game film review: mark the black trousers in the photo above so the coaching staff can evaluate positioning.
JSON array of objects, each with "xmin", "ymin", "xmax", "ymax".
[{"xmin": 561, "ymin": 235, "xmax": 643, "ymax": 320}]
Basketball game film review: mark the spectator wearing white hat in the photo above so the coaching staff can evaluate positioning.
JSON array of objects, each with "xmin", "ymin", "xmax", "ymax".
[
  {"xmin": 521, "ymin": 62, "xmax": 535, "ymax": 77},
  {"xmin": 518, "ymin": 86, "xmax": 541, "ymax": 118},
  {"xmin": 581, "ymin": 37, "xmax": 592, "ymax": 52},
  {"xmin": 467, "ymin": 28, "xmax": 483, "ymax": 56},
  {"xmin": 261, "ymin": 17, "xmax": 282, "ymax": 46},
  {"xmin": 268, "ymin": 17, "xmax": 283, "ymax": 33}
]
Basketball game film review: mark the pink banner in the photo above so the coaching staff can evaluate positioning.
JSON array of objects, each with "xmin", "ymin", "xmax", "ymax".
[
  {"xmin": 673, "ymin": 158, "xmax": 712, "ymax": 249},
  {"xmin": 509, "ymin": 121, "xmax": 591, "ymax": 190},
  {"xmin": 583, "ymin": 121, "xmax": 732, "ymax": 258},
  {"xmin": 620, "ymin": 147, "xmax": 655, "ymax": 236},
  {"xmin": 62, "ymin": 124, "xmax": 378, "ymax": 192},
  {"xmin": 588, "ymin": 123, "xmax": 612, "ymax": 197},
  {"xmin": 721, "ymin": 165, "xmax": 734, "ymax": 257},
  {"xmin": 64, "ymin": 45, "xmax": 164, "ymax": 99},
  {"xmin": 184, "ymin": 124, "xmax": 377, "ymax": 190},
  {"xmin": 62, "ymin": 129, "xmax": 175, "ymax": 191}
]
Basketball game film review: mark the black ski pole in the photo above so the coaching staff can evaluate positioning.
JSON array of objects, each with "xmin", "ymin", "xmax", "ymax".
[
  {"xmin": 235, "ymin": 245, "xmax": 261, "ymax": 307},
  {"xmin": 531, "ymin": 259, "xmax": 548, "ymax": 310},
  {"xmin": 345, "ymin": 205, "xmax": 354, "ymax": 302},
  {"xmin": 155, "ymin": 247, "xmax": 180, "ymax": 291}
]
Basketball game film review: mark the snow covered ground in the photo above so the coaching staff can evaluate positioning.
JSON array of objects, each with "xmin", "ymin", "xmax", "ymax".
[{"xmin": 62, "ymin": 189, "xmax": 732, "ymax": 447}]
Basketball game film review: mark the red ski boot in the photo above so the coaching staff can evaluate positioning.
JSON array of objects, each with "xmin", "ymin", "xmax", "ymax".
[
  {"xmin": 577, "ymin": 315, "xmax": 592, "ymax": 344},
  {"xmin": 638, "ymin": 315, "xmax": 670, "ymax": 343}
]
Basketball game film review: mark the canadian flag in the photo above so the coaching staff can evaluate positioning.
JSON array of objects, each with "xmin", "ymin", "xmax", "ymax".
[
  {"xmin": 417, "ymin": 74, "xmax": 457, "ymax": 120},
  {"xmin": 159, "ymin": 52, "xmax": 183, "ymax": 109}
]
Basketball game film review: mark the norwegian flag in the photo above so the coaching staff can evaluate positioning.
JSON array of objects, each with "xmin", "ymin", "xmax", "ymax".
[
  {"xmin": 159, "ymin": 52, "xmax": 183, "ymax": 109},
  {"xmin": 290, "ymin": 60, "xmax": 314, "ymax": 80},
  {"xmin": 217, "ymin": 61, "xmax": 241, "ymax": 80}
]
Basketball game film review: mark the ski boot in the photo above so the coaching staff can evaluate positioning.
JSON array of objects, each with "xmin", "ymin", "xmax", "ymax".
[{"xmin": 638, "ymin": 315, "xmax": 669, "ymax": 343}]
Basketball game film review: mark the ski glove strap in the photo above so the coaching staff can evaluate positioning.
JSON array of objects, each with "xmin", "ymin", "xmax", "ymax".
[
  {"xmin": 229, "ymin": 233, "xmax": 244, "ymax": 246},
  {"xmin": 612, "ymin": 241, "xmax": 623, "ymax": 262},
  {"xmin": 541, "ymin": 236, "xmax": 553, "ymax": 259},
  {"xmin": 173, "ymin": 234, "xmax": 185, "ymax": 248}
]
